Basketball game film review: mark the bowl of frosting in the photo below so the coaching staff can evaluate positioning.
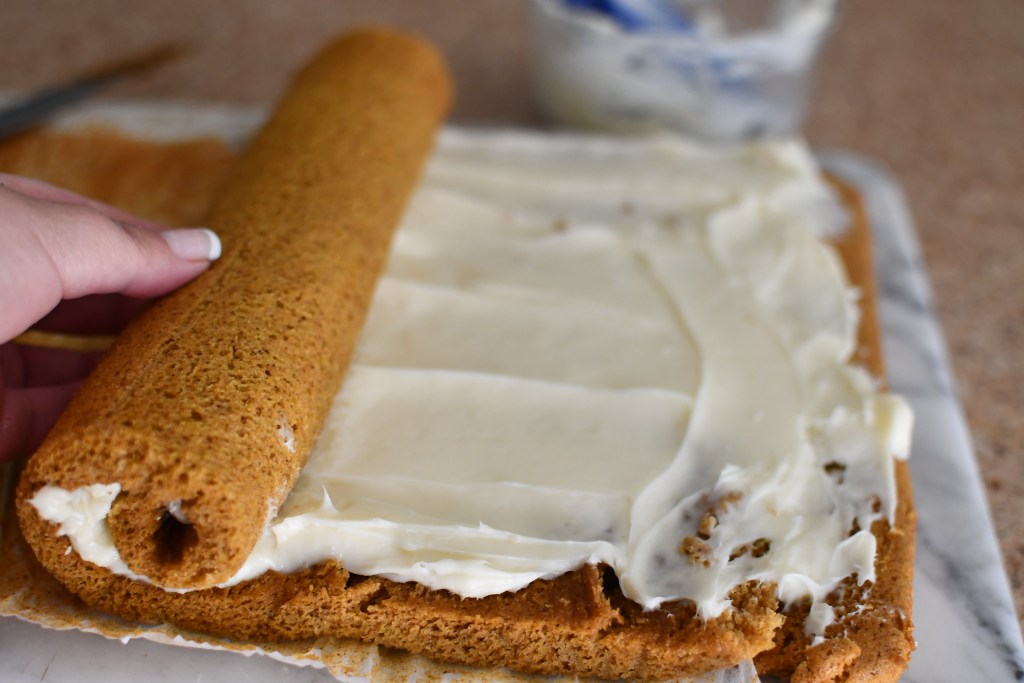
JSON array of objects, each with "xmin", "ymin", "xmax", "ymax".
[{"xmin": 530, "ymin": 0, "xmax": 840, "ymax": 142}]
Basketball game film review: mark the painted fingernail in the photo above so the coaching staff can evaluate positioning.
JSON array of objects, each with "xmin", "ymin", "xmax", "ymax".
[{"xmin": 160, "ymin": 228, "xmax": 222, "ymax": 262}]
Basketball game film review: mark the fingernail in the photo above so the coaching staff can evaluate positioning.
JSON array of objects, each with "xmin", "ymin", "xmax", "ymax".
[{"xmin": 161, "ymin": 228, "xmax": 222, "ymax": 262}]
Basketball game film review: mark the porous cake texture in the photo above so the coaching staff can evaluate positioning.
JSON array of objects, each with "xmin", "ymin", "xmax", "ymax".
[{"xmin": 17, "ymin": 28, "xmax": 452, "ymax": 589}]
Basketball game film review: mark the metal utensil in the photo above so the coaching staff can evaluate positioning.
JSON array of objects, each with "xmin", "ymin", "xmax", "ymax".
[{"xmin": 0, "ymin": 43, "xmax": 184, "ymax": 140}]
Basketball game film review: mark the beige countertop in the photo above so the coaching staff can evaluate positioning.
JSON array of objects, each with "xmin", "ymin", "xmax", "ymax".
[{"xmin": 1, "ymin": 0, "xmax": 1021, "ymax": 635}]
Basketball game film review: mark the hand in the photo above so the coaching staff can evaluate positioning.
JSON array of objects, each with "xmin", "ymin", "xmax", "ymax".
[{"xmin": 0, "ymin": 173, "xmax": 221, "ymax": 461}]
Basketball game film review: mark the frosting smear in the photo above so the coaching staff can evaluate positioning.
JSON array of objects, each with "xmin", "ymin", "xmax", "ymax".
[{"xmin": 32, "ymin": 131, "xmax": 912, "ymax": 633}]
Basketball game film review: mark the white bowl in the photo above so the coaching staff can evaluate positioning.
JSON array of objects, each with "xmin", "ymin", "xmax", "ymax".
[{"xmin": 530, "ymin": 0, "xmax": 840, "ymax": 142}]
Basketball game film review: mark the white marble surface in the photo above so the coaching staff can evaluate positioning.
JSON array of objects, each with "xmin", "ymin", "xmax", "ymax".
[{"xmin": 0, "ymin": 110, "xmax": 1021, "ymax": 680}]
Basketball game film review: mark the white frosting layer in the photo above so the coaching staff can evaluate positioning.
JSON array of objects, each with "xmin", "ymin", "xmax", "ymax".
[{"xmin": 31, "ymin": 131, "xmax": 911, "ymax": 628}]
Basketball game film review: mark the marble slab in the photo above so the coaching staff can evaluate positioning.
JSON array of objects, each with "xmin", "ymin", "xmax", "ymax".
[{"xmin": 0, "ymin": 103, "xmax": 1021, "ymax": 680}]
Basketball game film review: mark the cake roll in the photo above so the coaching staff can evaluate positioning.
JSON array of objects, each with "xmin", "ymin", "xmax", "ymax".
[
  {"xmin": 7, "ymin": 30, "xmax": 915, "ymax": 678},
  {"xmin": 9, "ymin": 124, "xmax": 915, "ymax": 681},
  {"xmin": 16, "ymin": 28, "xmax": 452, "ymax": 589}
]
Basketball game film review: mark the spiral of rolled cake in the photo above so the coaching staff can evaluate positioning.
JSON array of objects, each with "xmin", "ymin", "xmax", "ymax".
[{"xmin": 17, "ymin": 28, "xmax": 452, "ymax": 589}]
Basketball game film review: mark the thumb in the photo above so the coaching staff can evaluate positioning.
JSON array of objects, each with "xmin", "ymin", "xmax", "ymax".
[{"xmin": 0, "ymin": 185, "xmax": 221, "ymax": 342}]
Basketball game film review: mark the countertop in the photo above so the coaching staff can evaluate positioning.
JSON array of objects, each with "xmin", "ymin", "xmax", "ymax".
[{"xmin": 0, "ymin": 0, "xmax": 1021, "ymax": 637}]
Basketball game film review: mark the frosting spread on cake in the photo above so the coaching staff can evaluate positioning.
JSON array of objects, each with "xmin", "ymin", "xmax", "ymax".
[{"xmin": 31, "ymin": 131, "xmax": 912, "ymax": 629}]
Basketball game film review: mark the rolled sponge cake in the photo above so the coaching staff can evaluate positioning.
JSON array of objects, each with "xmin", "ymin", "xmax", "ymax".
[{"xmin": 17, "ymin": 28, "xmax": 452, "ymax": 589}]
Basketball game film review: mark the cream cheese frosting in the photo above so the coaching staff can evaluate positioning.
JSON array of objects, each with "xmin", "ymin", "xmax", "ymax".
[{"xmin": 31, "ymin": 130, "xmax": 912, "ymax": 632}]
